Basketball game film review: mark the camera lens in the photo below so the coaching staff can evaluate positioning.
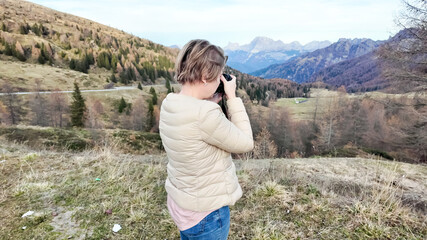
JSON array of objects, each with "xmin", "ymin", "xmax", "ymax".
[
  {"xmin": 216, "ymin": 74, "xmax": 233, "ymax": 94},
  {"xmin": 222, "ymin": 74, "xmax": 232, "ymax": 81}
]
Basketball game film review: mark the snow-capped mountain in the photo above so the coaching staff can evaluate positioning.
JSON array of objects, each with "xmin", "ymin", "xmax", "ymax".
[
  {"xmin": 251, "ymin": 38, "xmax": 383, "ymax": 83},
  {"xmin": 223, "ymin": 37, "xmax": 331, "ymax": 73}
]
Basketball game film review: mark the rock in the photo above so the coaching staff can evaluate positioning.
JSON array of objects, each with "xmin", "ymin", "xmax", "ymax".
[
  {"xmin": 22, "ymin": 211, "xmax": 34, "ymax": 218},
  {"xmin": 112, "ymin": 224, "xmax": 121, "ymax": 232}
]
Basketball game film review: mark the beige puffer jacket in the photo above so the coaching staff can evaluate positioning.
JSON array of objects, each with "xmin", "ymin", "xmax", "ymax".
[{"xmin": 159, "ymin": 93, "xmax": 254, "ymax": 212}]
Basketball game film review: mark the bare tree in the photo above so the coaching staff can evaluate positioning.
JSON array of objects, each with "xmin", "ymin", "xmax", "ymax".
[
  {"xmin": 267, "ymin": 106, "xmax": 294, "ymax": 157},
  {"xmin": 316, "ymin": 90, "xmax": 348, "ymax": 151},
  {"xmin": 130, "ymin": 96, "xmax": 147, "ymax": 131},
  {"xmin": 377, "ymin": 0, "xmax": 427, "ymax": 92},
  {"xmin": 253, "ymin": 126, "xmax": 278, "ymax": 159},
  {"xmin": 245, "ymin": 100, "xmax": 262, "ymax": 136},
  {"xmin": 29, "ymin": 79, "xmax": 49, "ymax": 126},
  {"xmin": 337, "ymin": 98, "xmax": 369, "ymax": 147},
  {"xmin": 363, "ymin": 98, "xmax": 390, "ymax": 150},
  {"xmin": 85, "ymin": 98, "xmax": 104, "ymax": 129},
  {"xmin": 48, "ymin": 89, "xmax": 69, "ymax": 127},
  {"xmin": 323, "ymin": 96, "xmax": 338, "ymax": 150},
  {"xmin": 1, "ymin": 82, "xmax": 26, "ymax": 125},
  {"xmin": 0, "ymin": 100, "xmax": 8, "ymax": 125}
]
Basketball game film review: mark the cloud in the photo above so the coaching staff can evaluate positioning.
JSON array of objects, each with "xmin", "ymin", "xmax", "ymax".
[{"xmin": 28, "ymin": 0, "xmax": 402, "ymax": 46}]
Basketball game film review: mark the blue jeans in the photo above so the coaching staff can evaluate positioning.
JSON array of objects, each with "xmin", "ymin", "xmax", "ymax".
[{"xmin": 180, "ymin": 205, "xmax": 230, "ymax": 240}]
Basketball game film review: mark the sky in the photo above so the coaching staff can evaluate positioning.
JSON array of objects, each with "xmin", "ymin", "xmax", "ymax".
[{"xmin": 27, "ymin": 0, "xmax": 404, "ymax": 48}]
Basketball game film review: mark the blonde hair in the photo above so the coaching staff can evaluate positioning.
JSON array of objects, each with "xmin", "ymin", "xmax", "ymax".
[{"xmin": 175, "ymin": 39, "xmax": 226, "ymax": 84}]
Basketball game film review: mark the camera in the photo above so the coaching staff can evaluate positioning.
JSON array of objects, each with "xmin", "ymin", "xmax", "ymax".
[{"xmin": 215, "ymin": 73, "xmax": 233, "ymax": 94}]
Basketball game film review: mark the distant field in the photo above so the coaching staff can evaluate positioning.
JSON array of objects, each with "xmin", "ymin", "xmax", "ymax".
[
  {"xmin": 273, "ymin": 89, "xmax": 336, "ymax": 120},
  {"xmin": 272, "ymin": 88, "xmax": 426, "ymax": 121}
]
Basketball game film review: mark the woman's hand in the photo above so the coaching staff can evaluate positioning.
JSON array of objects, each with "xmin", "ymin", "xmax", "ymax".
[{"xmin": 220, "ymin": 74, "xmax": 236, "ymax": 100}]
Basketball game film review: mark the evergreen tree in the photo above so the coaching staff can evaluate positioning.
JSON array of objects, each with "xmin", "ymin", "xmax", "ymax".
[
  {"xmin": 111, "ymin": 54, "xmax": 118, "ymax": 72},
  {"xmin": 137, "ymin": 82, "xmax": 142, "ymax": 90},
  {"xmin": 142, "ymin": 61, "xmax": 155, "ymax": 81},
  {"xmin": 1, "ymin": 22, "xmax": 7, "ymax": 32},
  {"xmin": 19, "ymin": 24, "xmax": 30, "ymax": 34},
  {"xmin": 146, "ymin": 100, "xmax": 155, "ymax": 132},
  {"xmin": 97, "ymin": 51, "xmax": 111, "ymax": 70},
  {"xmin": 39, "ymin": 23, "xmax": 49, "ymax": 36},
  {"xmin": 69, "ymin": 56, "xmax": 91, "ymax": 73},
  {"xmin": 118, "ymin": 97, "xmax": 127, "ymax": 113},
  {"xmin": 32, "ymin": 23, "xmax": 41, "ymax": 36},
  {"xmin": 86, "ymin": 52, "xmax": 95, "ymax": 65},
  {"xmin": 255, "ymin": 87, "xmax": 262, "ymax": 103},
  {"xmin": 69, "ymin": 59, "xmax": 76, "ymax": 69},
  {"xmin": 75, "ymin": 60, "xmax": 88, "ymax": 73},
  {"xmin": 149, "ymin": 87, "xmax": 157, "ymax": 105},
  {"xmin": 119, "ymin": 69, "xmax": 129, "ymax": 84},
  {"xmin": 38, "ymin": 43, "xmax": 52, "ymax": 65},
  {"xmin": 2, "ymin": 40, "xmax": 26, "ymax": 61},
  {"xmin": 110, "ymin": 73, "xmax": 117, "ymax": 83},
  {"xmin": 70, "ymin": 82, "xmax": 86, "ymax": 127},
  {"xmin": 38, "ymin": 54, "xmax": 46, "ymax": 64},
  {"xmin": 165, "ymin": 78, "xmax": 172, "ymax": 93},
  {"xmin": 12, "ymin": 45, "xmax": 26, "ymax": 62},
  {"xmin": 123, "ymin": 67, "xmax": 134, "ymax": 81},
  {"xmin": 104, "ymin": 54, "xmax": 111, "ymax": 69},
  {"xmin": 4, "ymin": 42, "xmax": 13, "ymax": 56},
  {"xmin": 82, "ymin": 54, "xmax": 89, "ymax": 70}
]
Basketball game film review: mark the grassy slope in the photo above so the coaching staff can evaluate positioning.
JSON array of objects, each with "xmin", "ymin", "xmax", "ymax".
[
  {"xmin": 0, "ymin": 58, "xmax": 111, "ymax": 91},
  {"xmin": 0, "ymin": 140, "xmax": 425, "ymax": 239},
  {"xmin": 0, "ymin": 0, "xmax": 179, "ymax": 92}
]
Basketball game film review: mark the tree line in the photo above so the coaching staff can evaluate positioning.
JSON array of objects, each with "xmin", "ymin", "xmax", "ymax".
[
  {"xmin": 0, "ymin": 81, "xmax": 159, "ymax": 132},
  {"xmin": 1, "ymin": 78, "xmax": 424, "ymax": 163},
  {"xmin": 247, "ymin": 87, "xmax": 426, "ymax": 163}
]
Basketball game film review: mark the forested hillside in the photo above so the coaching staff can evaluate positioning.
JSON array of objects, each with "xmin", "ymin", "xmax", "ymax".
[{"xmin": 0, "ymin": 0, "xmax": 178, "ymax": 89}]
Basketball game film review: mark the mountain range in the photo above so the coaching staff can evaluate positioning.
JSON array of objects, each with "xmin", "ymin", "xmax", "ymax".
[
  {"xmin": 251, "ymin": 38, "xmax": 383, "ymax": 84},
  {"xmin": 224, "ymin": 37, "xmax": 331, "ymax": 73}
]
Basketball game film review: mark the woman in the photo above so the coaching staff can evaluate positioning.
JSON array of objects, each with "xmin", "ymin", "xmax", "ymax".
[{"xmin": 159, "ymin": 39, "xmax": 254, "ymax": 239}]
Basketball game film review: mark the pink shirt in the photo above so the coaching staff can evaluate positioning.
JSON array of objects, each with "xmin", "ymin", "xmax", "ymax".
[{"xmin": 167, "ymin": 194, "xmax": 214, "ymax": 231}]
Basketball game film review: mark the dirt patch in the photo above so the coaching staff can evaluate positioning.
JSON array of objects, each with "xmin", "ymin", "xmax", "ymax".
[{"xmin": 50, "ymin": 207, "xmax": 89, "ymax": 239}]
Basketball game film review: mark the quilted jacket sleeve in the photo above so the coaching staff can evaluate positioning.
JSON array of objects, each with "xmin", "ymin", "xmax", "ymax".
[{"xmin": 199, "ymin": 97, "xmax": 254, "ymax": 153}]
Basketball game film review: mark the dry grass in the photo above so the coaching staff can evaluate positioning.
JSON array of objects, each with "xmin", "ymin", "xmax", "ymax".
[
  {"xmin": 0, "ymin": 139, "xmax": 425, "ymax": 239},
  {"xmin": 232, "ymin": 158, "xmax": 426, "ymax": 239}
]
